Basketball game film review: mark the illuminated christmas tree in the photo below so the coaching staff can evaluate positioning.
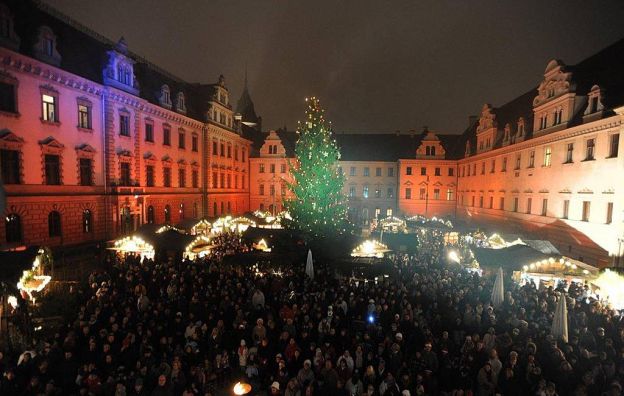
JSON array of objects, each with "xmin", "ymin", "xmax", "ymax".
[{"xmin": 284, "ymin": 97, "xmax": 350, "ymax": 240}]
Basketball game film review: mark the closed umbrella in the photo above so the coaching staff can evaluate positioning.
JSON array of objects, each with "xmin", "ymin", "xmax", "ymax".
[
  {"xmin": 551, "ymin": 292, "xmax": 568, "ymax": 343},
  {"xmin": 305, "ymin": 249, "xmax": 314, "ymax": 279},
  {"xmin": 491, "ymin": 267, "xmax": 504, "ymax": 308}
]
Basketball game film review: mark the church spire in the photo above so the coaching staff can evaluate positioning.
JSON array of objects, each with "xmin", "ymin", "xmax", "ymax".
[{"xmin": 236, "ymin": 65, "xmax": 259, "ymax": 129}]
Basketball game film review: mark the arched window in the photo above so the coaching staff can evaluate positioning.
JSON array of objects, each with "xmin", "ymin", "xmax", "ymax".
[
  {"xmin": 5, "ymin": 213, "xmax": 21, "ymax": 243},
  {"xmin": 164, "ymin": 205, "xmax": 171, "ymax": 223},
  {"xmin": 82, "ymin": 209, "xmax": 92, "ymax": 233},
  {"xmin": 48, "ymin": 211, "xmax": 61, "ymax": 237},
  {"xmin": 147, "ymin": 205, "xmax": 155, "ymax": 224}
]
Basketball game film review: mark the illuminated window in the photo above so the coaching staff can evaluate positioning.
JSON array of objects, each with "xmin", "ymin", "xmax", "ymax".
[
  {"xmin": 179, "ymin": 203, "xmax": 185, "ymax": 219},
  {"xmin": 375, "ymin": 188, "xmax": 381, "ymax": 198},
  {"xmin": 349, "ymin": 186, "xmax": 356, "ymax": 197},
  {"xmin": 82, "ymin": 209, "xmax": 92, "ymax": 233},
  {"xmin": 42, "ymin": 93, "xmax": 57, "ymax": 122},
  {"xmin": 78, "ymin": 104, "xmax": 91, "ymax": 129},
  {"xmin": 543, "ymin": 147, "xmax": 551, "ymax": 167},
  {"xmin": 147, "ymin": 206, "xmax": 154, "ymax": 223},
  {"xmin": 363, "ymin": 185, "xmax": 369, "ymax": 198},
  {"xmin": 446, "ymin": 189, "xmax": 453, "ymax": 201},
  {"xmin": 48, "ymin": 211, "xmax": 61, "ymax": 237},
  {"xmin": 386, "ymin": 208, "xmax": 393, "ymax": 217},
  {"xmin": 5, "ymin": 213, "xmax": 21, "ymax": 243},
  {"xmin": 363, "ymin": 167, "xmax": 370, "ymax": 177}
]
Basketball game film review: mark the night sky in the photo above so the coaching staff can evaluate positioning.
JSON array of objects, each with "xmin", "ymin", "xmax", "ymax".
[{"xmin": 45, "ymin": 0, "xmax": 624, "ymax": 134}]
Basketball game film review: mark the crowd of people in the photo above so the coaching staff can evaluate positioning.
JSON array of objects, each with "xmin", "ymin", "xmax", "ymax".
[{"xmin": 1, "ymin": 232, "xmax": 624, "ymax": 396}]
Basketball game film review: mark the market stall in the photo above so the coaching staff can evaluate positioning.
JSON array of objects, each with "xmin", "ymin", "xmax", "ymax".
[{"xmin": 351, "ymin": 240, "xmax": 391, "ymax": 258}]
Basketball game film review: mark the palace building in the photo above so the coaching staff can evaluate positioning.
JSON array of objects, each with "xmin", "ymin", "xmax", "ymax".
[{"xmin": 1, "ymin": 0, "xmax": 623, "ymax": 267}]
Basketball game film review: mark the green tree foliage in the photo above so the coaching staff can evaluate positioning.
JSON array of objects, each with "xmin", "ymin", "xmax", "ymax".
[{"xmin": 284, "ymin": 98, "xmax": 350, "ymax": 240}]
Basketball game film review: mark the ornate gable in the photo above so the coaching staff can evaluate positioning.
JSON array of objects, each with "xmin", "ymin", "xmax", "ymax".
[
  {"xmin": 39, "ymin": 136, "xmax": 64, "ymax": 154},
  {"xmin": 0, "ymin": 129, "xmax": 24, "ymax": 150},
  {"xmin": 533, "ymin": 60, "xmax": 573, "ymax": 107},
  {"xmin": 477, "ymin": 104, "xmax": 496, "ymax": 133},
  {"xmin": 103, "ymin": 37, "xmax": 139, "ymax": 95},
  {"xmin": 415, "ymin": 130, "xmax": 445, "ymax": 159}
]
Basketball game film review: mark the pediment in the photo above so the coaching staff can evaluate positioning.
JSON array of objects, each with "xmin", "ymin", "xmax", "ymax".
[
  {"xmin": 116, "ymin": 148, "xmax": 132, "ymax": 157},
  {"xmin": 0, "ymin": 130, "xmax": 24, "ymax": 144},
  {"xmin": 39, "ymin": 136, "xmax": 64, "ymax": 149},
  {"xmin": 178, "ymin": 159, "xmax": 187, "ymax": 166},
  {"xmin": 403, "ymin": 180, "xmax": 413, "ymax": 186},
  {"xmin": 161, "ymin": 155, "xmax": 172, "ymax": 163},
  {"xmin": 143, "ymin": 152, "xmax": 157, "ymax": 161},
  {"xmin": 75, "ymin": 143, "xmax": 96, "ymax": 153}
]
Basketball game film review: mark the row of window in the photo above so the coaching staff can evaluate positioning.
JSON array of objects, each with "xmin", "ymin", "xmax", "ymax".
[
  {"xmin": 348, "ymin": 186, "xmax": 395, "ymax": 199},
  {"xmin": 461, "ymin": 134, "xmax": 619, "ymax": 177},
  {"xmin": 5, "ymin": 210, "xmax": 92, "ymax": 243},
  {"xmin": 211, "ymin": 141, "xmax": 246, "ymax": 162},
  {"xmin": 258, "ymin": 183, "xmax": 287, "ymax": 196},
  {"xmin": 144, "ymin": 122, "xmax": 198, "ymax": 151},
  {"xmin": 405, "ymin": 166, "xmax": 454, "ymax": 177},
  {"xmin": 404, "ymin": 188, "xmax": 454, "ymax": 201},
  {"xmin": 145, "ymin": 203, "xmax": 199, "ymax": 225},
  {"xmin": 342, "ymin": 166, "xmax": 395, "ymax": 177},
  {"xmin": 462, "ymin": 195, "xmax": 613, "ymax": 224},
  {"xmin": 143, "ymin": 164, "xmax": 199, "ymax": 188},
  {"xmin": 210, "ymin": 172, "xmax": 246, "ymax": 190},
  {"xmin": 259, "ymin": 163, "xmax": 287, "ymax": 174}
]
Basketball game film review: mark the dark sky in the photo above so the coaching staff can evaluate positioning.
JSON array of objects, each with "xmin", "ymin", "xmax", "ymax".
[{"xmin": 45, "ymin": 0, "xmax": 624, "ymax": 134}]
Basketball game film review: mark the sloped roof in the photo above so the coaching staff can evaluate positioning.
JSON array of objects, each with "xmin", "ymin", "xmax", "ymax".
[{"xmin": 5, "ymin": 0, "xmax": 219, "ymax": 123}]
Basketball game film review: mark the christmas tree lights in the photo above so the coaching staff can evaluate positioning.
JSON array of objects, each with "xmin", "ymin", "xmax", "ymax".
[{"xmin": 283, "ymin": 97, "xmax": 350, "ymax": 240}]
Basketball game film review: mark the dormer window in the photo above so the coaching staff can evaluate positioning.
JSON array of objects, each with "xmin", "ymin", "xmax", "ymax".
[
  {"xmin": 34, "ymin": 26, "xmax": 61, "ymax": 66},
  {"xmin": 117, "ymin": 63, "xmax": 132, "ymax": 85},
  {"xmin": 503, "ymin": 124, "xmax": 511, "ymax": 142},
  {"xmin": 425, "ymin": 146, "xmax": 436, "ymax": 156},
  {"xmin": 159, "ymin": 85, "xmax": 172, "ymax": 108},
  {"xmin": 584, "ymin": 85, "xmax": 604, "ymax": 117},
  {"xmin": 517, "ymin": 118, "xmax": 525, "ymax": 137},
  {"xmin": 0, "ymin": 4, "xmax": 19, "ymax": 51},
  {"xmin": 176, "ymin": 92, "xmax": 186, "ymax": 113}
]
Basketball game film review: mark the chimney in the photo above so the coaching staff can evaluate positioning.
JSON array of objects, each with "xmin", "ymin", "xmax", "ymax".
[{"xmin": 468, "ymin": 115, "xmax": 478, "ymax": 127}]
